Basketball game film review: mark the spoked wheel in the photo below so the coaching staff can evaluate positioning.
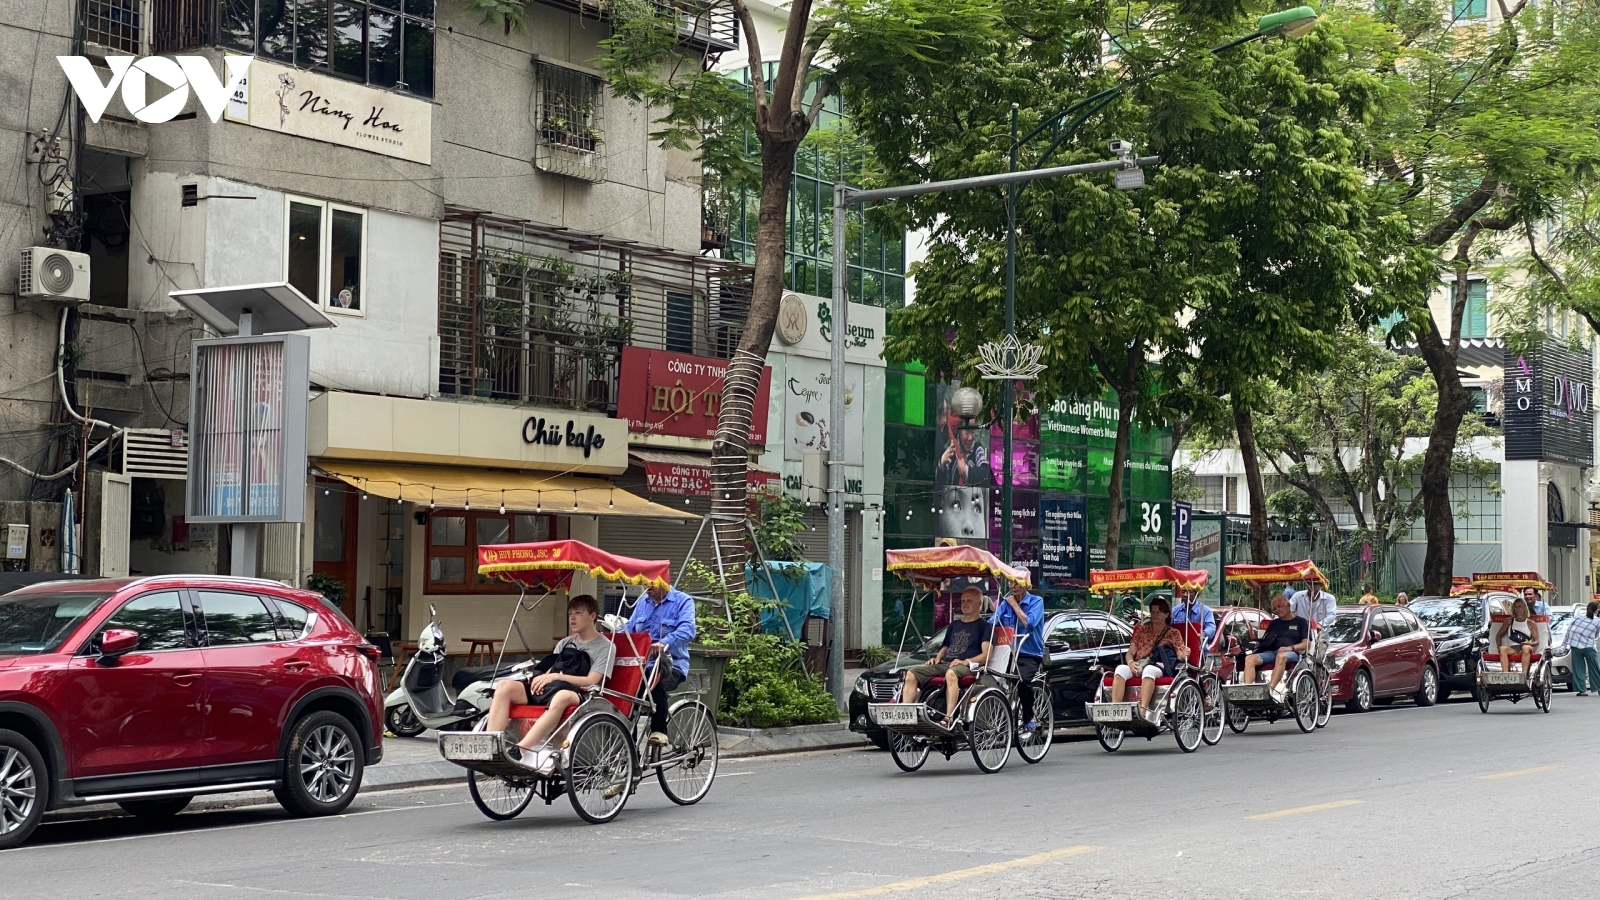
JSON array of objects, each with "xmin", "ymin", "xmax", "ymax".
[
  {"xmin": 468, "ymin": 771, "xmax": 535, "ymax": 821},
  {"xmin": 1477, "ymin": 679, "xmax": 1492, "ymax": 713},
  {"xmin": 1096, "ymin": 725, "xmax": 1125, "ymax": 752},
  {"xmin": 656, "ymin": 700, "xmax": 718, "ymax": 805},
  {"xmin": 1291, "ymin": 670, "xmax": 1318, "ymax": 733},
  {"xmin": 966, "ymin": 690, "xmax": 1014, "ymax": 774},
  {"xmin": 565, "ymin": 715, "xmax": 636, "ymax": 824},
  {"xmin": 888, "ymin": 730, "xmax": 930, "ymax": 772},
  {"xmin": 1226, "ymin": 700, "xmax": 1250, "ymax": 733},
  {"xmin": 1315, "ymin": 666, "xmax": 1334, "ymax": 728},
  {"xmin": 1535, "ymin": 666, "xmax": 1553, "ymax": 713},
  {"xmin": 1170, "ymin": 681, "xmax": 1204, "ymax": 753},
  {"xmin": 1199, "ymin": 676, "xmax": 1224, "ymax": 746},
  {"xmin": 385, "ymin": 704, "xmax": 427, "ymax": 738},
  {"xmin": 1014, "ymin": 682, "xmax": 1054, "ymax": 764}
]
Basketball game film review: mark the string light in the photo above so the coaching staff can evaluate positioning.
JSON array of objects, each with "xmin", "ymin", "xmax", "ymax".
[
  {"xmin": 499, "ymin": 490, "xmax": 506, "ymax": 515},
  {"xmin": 608, "ymin": 490, "xmax": 614, "ymax": 510},
  {"xmin": 573, "ymin": 492, "xmax": 579, "ymax": 512}
]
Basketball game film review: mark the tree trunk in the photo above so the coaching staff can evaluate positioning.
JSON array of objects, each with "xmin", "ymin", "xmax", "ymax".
[
  {"xmin": 709, "ymin": 137, "xmax": 799, "ymax": 593},
  {"xmin": 1234, "ymin": 402, "xmax": 1271, "ymax": 566},
  {"xmin": 1415, "ymin": 325, "xmax": 1470, "ymax": 597},
  {"xmin": 1104, "ymin": 388, "xmax": 1136, "ymax": 570}
]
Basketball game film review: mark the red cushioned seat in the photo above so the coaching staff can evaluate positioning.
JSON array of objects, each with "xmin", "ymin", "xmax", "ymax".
[
  {"xmin": 1102, "ymin": 673, "xmax": 1175, "ymax": 687},
  {"xmin": 508, "ymin": 704, "xmax": 580, "ymax": 722},
  {"xmin": 1482, "ymin": 652, "xmax": 1542, "ymax": 664}
]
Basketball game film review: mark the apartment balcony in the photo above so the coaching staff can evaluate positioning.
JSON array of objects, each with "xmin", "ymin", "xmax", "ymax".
[
  {"xmin": 438, "ymin": 207, "xmax": 754, "ymax": 413},
  {"xmin": 539, "ymin": 0, "xmax": 739, "ymax": 54}
]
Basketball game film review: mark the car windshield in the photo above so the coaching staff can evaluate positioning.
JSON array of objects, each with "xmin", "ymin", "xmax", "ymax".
[
  {"xmin": 1550, "ymin": 613, "xmax": 1573, "ymax": 636},
  {"xmin": 1410, "ymin": 599, "xmax": 1484, "ymax": 630},
  {"xmin": 0, "ymin": 591, "xmax": 113, "ymax": 655},
  {"xmin": 1323, "ymin": 612, "xmax": 1368, "ymax": 644}
]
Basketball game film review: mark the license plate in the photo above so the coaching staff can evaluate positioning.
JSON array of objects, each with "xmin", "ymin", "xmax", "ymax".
[
  {"xmin": 1091, "ymin": 703, "xmax": 1134, "ymax": 723},
  {"xmin": 1228, "ymin": 685, "xmax": 1269, "ymax": 702},
  {"xmin": 1484, "ymin": 672, "xmax": 1525, "ymax": 686},
  {"xmin": 870, "ymin": 704, "xmax": 919, "ymax": 726},
  {"xmin": 441, "ymin": 733, "xmax": 499, "ymax": 761}
]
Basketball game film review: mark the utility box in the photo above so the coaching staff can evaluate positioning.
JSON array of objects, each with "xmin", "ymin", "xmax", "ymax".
[{"xmin": 5, "ymin": 525, "xmax": 29, "ymax": 560}]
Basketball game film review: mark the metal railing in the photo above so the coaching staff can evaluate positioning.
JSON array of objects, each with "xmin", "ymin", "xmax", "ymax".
[
  {"xmin": 531, "ymin": 0, "xmax": 737, "ymax": 54},
  {"xmin": 438, "ymin": 208, "xmax": 754, "ymax": 412}
]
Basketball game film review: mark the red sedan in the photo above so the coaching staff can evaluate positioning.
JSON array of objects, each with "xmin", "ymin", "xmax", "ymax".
[{"xmin": 1324, "ymin": 604, "xmax": 1440, "ymax": 712}]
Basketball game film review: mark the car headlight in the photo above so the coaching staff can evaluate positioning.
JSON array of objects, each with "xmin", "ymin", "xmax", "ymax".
[
  {"xmin": 1332, "ymin": 655, "xmax": 1353, "ymax": 672},
  {"xmin": 853, "ymin": 675, "xmax": 870, "ymax": 697},
  {"xmin": 1436, "ymin": 637, "xmax": 1471, "ymax": 654}
]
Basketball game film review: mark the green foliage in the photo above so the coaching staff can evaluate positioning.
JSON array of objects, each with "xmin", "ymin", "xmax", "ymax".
[
  {"xmin": 858, "ymin": 644, "xmax": 895, "ymax": 667},
  {"xmin": 305, "ymin": 573, "xmax": 347, "ymax": 609},
  {"xmin": 681, "ymin": 560, "xmax": 839, "ymax": 728},
  {"xmin": 1500, "ymin": 183, "xmax": 1600, "ymax": 351},
  {"xmin": 751, "ymin": 488, "xmax": 809, "ymax": 564},
  {"xmin": 455, "ymin": 0, "xmax": 527, "ymax": 33}
]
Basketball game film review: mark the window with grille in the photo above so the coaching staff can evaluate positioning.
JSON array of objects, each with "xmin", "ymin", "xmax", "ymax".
[
  {"xmin": 534, "ymin": 61, "xmax": 606, "ymax": 182},
  {"xmin": 1460, "ymin": 279, "xmax": 1488, "ymax": 339},
  {"xmin": 219, "ymin": 0, "xmax": 435, "ymax": 98},
  {"xmin": 85, "ymin": 0, "xmax": 146, "ymax": 53}
]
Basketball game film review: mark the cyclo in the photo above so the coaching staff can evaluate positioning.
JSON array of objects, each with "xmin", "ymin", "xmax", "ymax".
[
  {"xmin": 1218, "ymin": 560, "xmax": 1333, "ymax": 733},
  {"xmin": 437, "ymin": 540, "xmax": 718, "ymax": 823},
  {"xmin": 865, "ymin": 546, "xmax": 1052, "ymax": 774},
  {"xmin": 1083, "ymin": 566, "xmax": 1224, "ymax": 753},
  {"xmin": 1472, "ymin": 571, "xmax": 1555, "ymax": 714}
]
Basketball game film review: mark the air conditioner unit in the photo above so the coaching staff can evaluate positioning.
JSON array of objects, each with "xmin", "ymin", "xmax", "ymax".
[{"xmin": 19, "ymin": 247, "xmax": 90, "ymax": 302}]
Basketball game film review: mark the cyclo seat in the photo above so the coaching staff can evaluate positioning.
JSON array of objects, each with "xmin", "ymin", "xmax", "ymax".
[
  {"xmin": 508, "ymin": 632, "xmax": 654, "ymax": 723},
  {"xmin": 1102, "ymin": 673, "xmax": 1175, "ymax": 687},
  {"xmin": 1483, "ymin": 614, "xmax": 1550, "ymax": 667}
]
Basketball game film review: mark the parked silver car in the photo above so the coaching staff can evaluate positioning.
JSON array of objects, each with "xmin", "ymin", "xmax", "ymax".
[{"xmin": 1548, "ymin": 606, "xmax": 1577, "ymax": 689}]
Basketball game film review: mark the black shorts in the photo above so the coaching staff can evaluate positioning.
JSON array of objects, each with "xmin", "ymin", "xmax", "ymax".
[{"xmin": 523, "ymin": 678, "xmax": 585, "ymax": 706}]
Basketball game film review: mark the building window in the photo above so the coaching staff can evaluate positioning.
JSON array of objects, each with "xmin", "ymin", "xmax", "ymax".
[
  {"xmin": 85, "ymin": 0, "xmax": 146, "ymax": 53},
  {"xmin": 665, "ymin": 290, "xmax": 695, "ymax": 353},
  {"xmin": 1453, "ymin": 0, "xmax": 1488, "ymax": 19},
  {"xmin": 426, "ymin": 511, "xmax": 553, "ymax": 594},
  {"xmin": 220, "ymin": 0, "xmax": 436, "ymax": 98},
  {"xmin": 1460, "ymin": 279, "xmax": 1488, "ymax": 339},
  {"xmin": 534, "ymin": 62, "xmax": 606, "ymax": 183},
  {"xmin": 285, "ymin": 196, "xmax": 366, "ymax": 315}
]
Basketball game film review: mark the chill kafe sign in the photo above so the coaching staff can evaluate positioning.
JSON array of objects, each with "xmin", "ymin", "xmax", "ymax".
[{"xmin": 617, "ymin": 347, "xmax": 772, "ymax": 443}]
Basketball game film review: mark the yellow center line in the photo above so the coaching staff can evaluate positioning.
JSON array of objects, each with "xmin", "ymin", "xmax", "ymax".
[
  {"xmin": 1248, "ymin": 799, "xmax": 1364, "ymax": 820},
  {"xmin": 1480, "ymin": 764, "xmax": 1564, "ymax": 780},
  {"xmin": 788, "ymin": 845, "xmax": 1099, "ymax": 900}
]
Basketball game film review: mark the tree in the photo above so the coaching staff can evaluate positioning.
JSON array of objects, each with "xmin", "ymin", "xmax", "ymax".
[
  {"xmin": 1502, "ymin": 180, "xmax": 1600, "ymax": 343},
  {"xmin": 832, "ymin": 0, "xmax": 1383, "ymax": 567},
  {"xmin": 1339, "ymin": 0, "xmax": 1600, "ymax": 594}
]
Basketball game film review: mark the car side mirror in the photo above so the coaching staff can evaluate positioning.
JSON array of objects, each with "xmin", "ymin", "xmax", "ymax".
[
  {"xmin": 97, "ymin": 629, "xmax": 140, "ymax": 664},
  {"xmin": 1369, "ymin": 630, "xmax": 1383, "ymax": 645}
]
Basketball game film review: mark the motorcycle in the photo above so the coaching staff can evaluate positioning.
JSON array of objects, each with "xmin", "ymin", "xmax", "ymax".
[{"xmin": 383, "ymin": 606, "xmax": 533, "ymax": 738}]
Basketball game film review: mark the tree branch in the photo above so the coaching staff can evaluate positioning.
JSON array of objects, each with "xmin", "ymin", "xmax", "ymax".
[
  {"xmin": 732, "ymin": 0, "xmax": 767, "ymax": 114},
  {"xmin": 767, "ymin": 0, "xmax": 816, "ymax": 124},
  {"xmin": 1415, "ymin": 179, "xmax": 1497, "ymax": 248}
]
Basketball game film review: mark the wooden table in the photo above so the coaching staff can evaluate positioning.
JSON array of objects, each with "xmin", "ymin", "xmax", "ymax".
[
  {"xmin": 386, "ymin": 641, "xmax": 419, "ymax": 692},
  {"xmin": 461, "ymin": 638, "xmax": 503, "ymax": 667}
]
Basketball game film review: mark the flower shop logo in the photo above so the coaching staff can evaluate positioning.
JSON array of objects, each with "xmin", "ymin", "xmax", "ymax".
[{"xmin": 58, "ymin": 55, "xmax": 250, "ymax": 124}]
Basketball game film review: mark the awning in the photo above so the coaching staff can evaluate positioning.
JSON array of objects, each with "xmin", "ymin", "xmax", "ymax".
[
  {"xmin": 628, "ymin": 448, "xmax": 779, "ymax": 497},
  {"xmin": 313, "ymin": 461, "xmax": 696, "ymax": 519}
]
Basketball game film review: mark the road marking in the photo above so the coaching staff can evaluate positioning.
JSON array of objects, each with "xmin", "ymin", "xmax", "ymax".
[
  {"xmin": 716, "ymin": 771, "xmax": 754, "ymax": 778},
  {"xmin": 788, "ymin": 845, "xmax": 1098, "ymax": 900},
  {"xmin": 1479, "ymin": 764, "xmax": 1564, "ymax": 780},
  {"xmin": 1248, "ymin": 799, "xmax": 1364, "ymax": 820}
]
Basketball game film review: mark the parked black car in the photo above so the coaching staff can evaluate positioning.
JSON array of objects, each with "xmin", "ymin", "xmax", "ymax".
[
  {"xmin": 1407, "ymin": 592, "xmax": 1517, "ymax": 701},
  {"xmin": 849, "ymin": 610, "xmax": 1133, "ymax": 748}
]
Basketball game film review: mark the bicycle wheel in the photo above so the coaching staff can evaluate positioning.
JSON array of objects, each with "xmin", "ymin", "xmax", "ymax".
[
  {"xmin": 1291, "ymin": 670, "xmax": 1318, "ymax": 733},
  {"xmin": 1014, "ymin": 681, "xmax": 1054, "ymax": 764},
  {"xmin": 1096, "ymin": 724, "xmax": 1125, "ymax": 751},
  {"xmin": 1535, "ymin": 665, "xmax": 1553, "ymax": 713},
  {"xmin": 565, "ymin": 715, "xmax": 636, "ymax": 824},
  {"xmin": 1199, "ymin": 676, "xmax": 1224, "ymax": 746},
  {"xmin": 1315, "ymin": 665, "xmax": 1333, "ymax": 728},
  {"xmin": 966, "ymin": 690, "xmax": 1013, "ymax": 774},
  {"xmin": 888, "ymin": 730, "xmax": 929, "ymax": 772},
  {"xmin": 1226, "ymin": 698, "xmax": 1250, "ymax": 733},
  {"xmin": 656, "ymin": 700, "xmax": 718, "ymax": 806},
  {"xmin": 468, "ymin": 771, "xmax": 534, "ymax": 821},
  {"xmin": 1171, "ymin": 681, "xmax": 1203, "ymax": 753},
  {"xmin": 1477, "ymin": 683, "xmax": 1492, "ymax": 713}
]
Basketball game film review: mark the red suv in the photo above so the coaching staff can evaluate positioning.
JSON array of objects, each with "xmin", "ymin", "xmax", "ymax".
[{"xmin": 0, "ymin": 575, "xmax": 384, "ymax": 848}]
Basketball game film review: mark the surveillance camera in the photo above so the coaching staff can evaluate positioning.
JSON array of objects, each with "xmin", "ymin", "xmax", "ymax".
[{"xmin": 1108, "ymin": 139, "xmax": 1134, "ymax": 156}]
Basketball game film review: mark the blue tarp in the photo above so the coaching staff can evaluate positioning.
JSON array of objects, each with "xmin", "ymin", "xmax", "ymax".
[{"xmin": 746, "ymin": 562, "xmax": 831, "ymax": 638}]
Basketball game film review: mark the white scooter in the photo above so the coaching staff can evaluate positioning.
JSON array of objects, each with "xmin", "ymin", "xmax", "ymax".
[{"xmin": 383, "ymin": 606, "xmax": 533, "ymax": 737}]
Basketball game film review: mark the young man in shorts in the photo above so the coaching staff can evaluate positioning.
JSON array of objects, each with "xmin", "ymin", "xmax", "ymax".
[
  {"xmin": 484, "ymin": 594, "xmax": 615, "ymax": 773},
  {"xmin": 900, "ymin": 581, "xmax": 992, "ymax": 721}
]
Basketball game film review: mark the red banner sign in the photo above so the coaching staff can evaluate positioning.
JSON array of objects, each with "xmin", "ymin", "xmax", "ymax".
[
  {"xmin": 618, "ymin": 347, "xmax": 771, "ymax": 443},
  {"xmin": 643, "ymin": 460, "xmax": 778, "ymax": 497}
]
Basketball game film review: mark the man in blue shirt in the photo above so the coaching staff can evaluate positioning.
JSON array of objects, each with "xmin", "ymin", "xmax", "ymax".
[
  {"xmin": 1171, "ymin": 592, "xmax": 1216, "ymax": 642},
  {"xmin": 1523, "ymin": 586, "xmax": 1550, "ymax": 616},
  {"xmin": 992, "ymin": 579, "xmax": 1046, "ymax": 730},
  {"xmin": 627, "ymin": 582, "xmax": 697, "ymax": 745}
]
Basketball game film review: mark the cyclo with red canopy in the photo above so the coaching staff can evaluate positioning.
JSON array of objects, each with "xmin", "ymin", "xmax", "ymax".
[
  {"xmin": 1082, "ymin": 566, "xmax": 1225, "ymax": 753},
  {"xmin": 1470, "ymin": 571, "xmax": 1555, "ymax": 714},
  {"xmin": 865, "ymin": 546, "xmax": 1052, "ymax": 774},
  {"xmin": 1218, "ymin": 560, "xmax": 1333, "ymax": 733},
  {"xmin": 437, "ymin": 540, "xmax": 717, "ymax": 823}
]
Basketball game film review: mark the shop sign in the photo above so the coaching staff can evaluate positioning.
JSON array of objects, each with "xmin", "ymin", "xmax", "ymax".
[
  {"xmin": 617, "ymin": 347, "xmax": 771, "ymax": 443},
  {"xmin": 1504, "ymin": 342, "xmax": 1595, "ymax": 466},
  {"xmin": 645, "ymin": 461, "xmax": 777, "ymax": 497},
  {"xmin": 784, "ymin": 473, "xmax": 862, "ymax": 494},
  {"xmin": 1038, "ymin": 495, "xmax": 1087, "ymax": 585},
  {"xmin": 784, "ymin": 357, "xmax": 865, "ymax": 465},
  {"xmin": 521, "ymin": 416, "xmax": 608, "ymax": 458},
  {"xmin": 776, "ymin": 292, "xmax": 886, "ymax": 365},
  {"xmin": 224, "ymin": 59, "xmax": 432, "ymax": 164}
]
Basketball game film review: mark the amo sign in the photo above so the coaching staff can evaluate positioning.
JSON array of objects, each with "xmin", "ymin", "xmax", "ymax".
[{"xmin": 58, "ymin": 55, "xmax": 250, "ymax": 124}]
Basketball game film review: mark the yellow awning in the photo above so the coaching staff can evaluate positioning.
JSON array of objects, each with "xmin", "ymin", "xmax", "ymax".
[{"xmin": 313, "ymin": 461, "xmax": 697, "ymax": 520}]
